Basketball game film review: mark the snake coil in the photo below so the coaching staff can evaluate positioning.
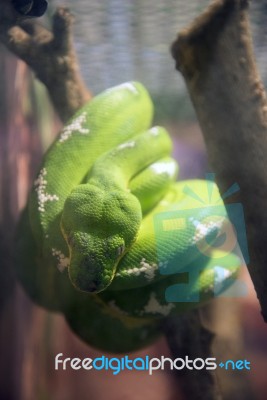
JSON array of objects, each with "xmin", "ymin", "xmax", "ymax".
[{"xmin": 16, "ymin": 82, "xmax": 240, "ymax": 352}]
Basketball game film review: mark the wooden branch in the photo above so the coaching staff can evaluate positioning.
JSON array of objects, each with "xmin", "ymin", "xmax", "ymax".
[
  {"xmin": 171, "ymin": 0, "xmax": 267, "ymax": 321},
  {"xmin": 163, "ymin": 310, "xmax": 221, "ymax": 400},
  {"xmin": 0, "ymin": 1, "xmax": 91, "ymax": 122}
]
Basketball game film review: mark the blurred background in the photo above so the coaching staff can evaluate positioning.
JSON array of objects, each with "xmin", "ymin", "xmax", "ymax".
[{"xmin": 1, "ymin": 0, "xmax": 267, "ymax": 399}]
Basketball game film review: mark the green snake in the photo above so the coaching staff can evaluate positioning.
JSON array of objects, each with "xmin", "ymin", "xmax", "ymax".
[{"xmin": 16, "ymin": 82, "xmax": 240, "ymax": 352}]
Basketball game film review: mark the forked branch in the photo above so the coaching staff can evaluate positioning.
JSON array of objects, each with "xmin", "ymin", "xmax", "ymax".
[{"xmin": 0, "ymin": 0, "xmax": 91, "ymax": 122}]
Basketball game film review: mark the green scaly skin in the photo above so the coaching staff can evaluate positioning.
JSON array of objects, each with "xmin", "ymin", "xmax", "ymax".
[{"xmin": 16, "ymin": 82, "xmax": 241, "ymax": 353}]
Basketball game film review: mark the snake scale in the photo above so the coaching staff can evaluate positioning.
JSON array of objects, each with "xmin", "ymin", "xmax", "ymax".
[{"xmin": 16, "ymin": 82, "xmax": 240, "ymax": 352}]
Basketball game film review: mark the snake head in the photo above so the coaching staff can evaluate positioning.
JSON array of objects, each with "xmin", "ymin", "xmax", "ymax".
[{"xmin": 61, "ymin": 184, "xmax": 142, "ymax": 293}]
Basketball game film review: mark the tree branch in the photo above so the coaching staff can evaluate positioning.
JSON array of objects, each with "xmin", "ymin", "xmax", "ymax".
[
  {"xmin": 163, "ymin": 310, "xmax": 221, "ymax": 400},
  {"xmin": 0, "ymin": 0, "xmax": 91, "ymax": 122},
  {"xmin": 171, "ymin": 0, "xmax": 267, "ymax": 321}
]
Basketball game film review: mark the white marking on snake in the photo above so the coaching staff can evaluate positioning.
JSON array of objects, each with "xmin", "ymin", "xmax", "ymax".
[
  {"xmin": 159, "ymin": 260, "xmax": 169, "ymax": 270},
  {"xmin": 118, "ymin": 82, "xmax": 139, "ymax": 94},
  {"xmin": 142, "ymin": 292, "xmax": 175, "ymax": 316},
  {"xmin": 108, "ymin": 300, "xmax": 128, "ymax": 316},
  {"xmin": 150, "ymin": 162, "xmax": 176, "ymax": 176},
  {"xmin": 52, "ymin": 248, "xmax": 70, "ymax": 272},
  {"xmin": 214, "ymin": 266, "xmax": 232, "ymax": 292},
  {"xmin": 140, "ymin": 258, "xmax": 157, "ymax": 281},
  {"xmin": 121, "ymin": 258, "xmax": 157, "ymax": 281},
  {"xmin": 34, "ymin": 168, "xmax": 59, "ymax": 212},
  {"xmin": 117, "ymin": 141, "xmax": 135, "ymax": 150},
  {"xmin": 189, "ymin": 217, "xmax": 224, "ymax": 242},
  {"xmin": 150, "ymin": 127, "xmax": 159, "ymax": 136},
  {"xmin": 59, "ymin": 111, "xmax": 90, "ymax": 143},
  {"xmin": 124, "ymin": 267, "xmax": 139, "ymax": 277}
]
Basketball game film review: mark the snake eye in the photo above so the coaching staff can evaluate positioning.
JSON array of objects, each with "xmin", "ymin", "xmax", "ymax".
[
  {"xmin": 86, "ymin": 281, "xmax": 99, "ymax": 293},
  {"xmin": 68, "ymin": 233, "xmax": 75, "ymax": 247},
  {"xmin": 117, "ymin": 244, "xmax": 125, "ymax": 257}
]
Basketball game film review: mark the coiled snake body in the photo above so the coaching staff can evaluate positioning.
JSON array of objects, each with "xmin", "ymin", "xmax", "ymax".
[{"xmin": 16, "ymin": 82, "xmax": 240, "ymax": 352}]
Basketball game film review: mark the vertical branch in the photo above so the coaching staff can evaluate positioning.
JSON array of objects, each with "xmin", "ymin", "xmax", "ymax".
[
  {"xmin": 163, "ymin": 310, "xmax": 221, "ymax": 400},
  {"xmin": 171, "ymin": 0, "xmax": 267, "ymax": 321}
]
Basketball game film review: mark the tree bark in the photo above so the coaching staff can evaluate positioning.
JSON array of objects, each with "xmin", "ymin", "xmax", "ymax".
[
  {"xmin": 0, "ymin": 1, "xmax": 91, "ymax": 122},
  {"xmin": 171, "ymin": 0, "xmax": 267, "ymax": 321},
  {"xmin": 163, "ymin": 309, "xmax": 221, "ymax": 400}
]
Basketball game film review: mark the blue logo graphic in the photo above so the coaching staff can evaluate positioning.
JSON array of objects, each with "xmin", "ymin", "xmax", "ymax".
[
  {"xmin": 218, "ymin": 359, "xmax": 251, "ymax": 370},
  {"xmin": 153, "ymin": 174, "xmax": 248, "ymax": 303}
]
